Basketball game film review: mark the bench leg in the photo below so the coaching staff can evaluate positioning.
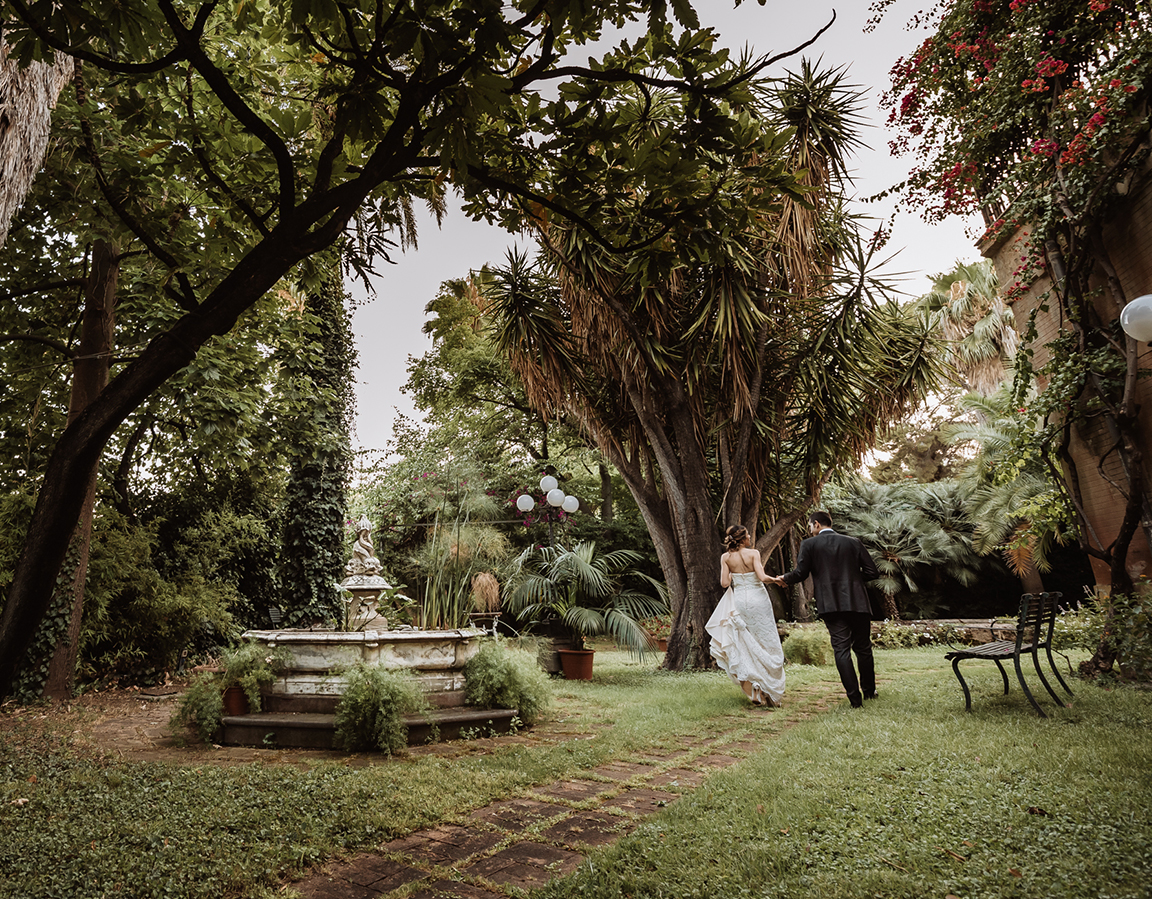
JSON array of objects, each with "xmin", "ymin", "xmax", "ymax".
[
  {"xmin": 951, "ymin": 657, "xmax": 973, "ymax": 712},
  {"xmin": 1013, "ymin": 652, "xmax": 1047, "ymax": 717},
  {"xmin": 992, "ymin": 659, "xmax": 1010, "ymax": 694},
  {"xmin": 1030, "ymin": 649, "xmax": 1068, "ymax": 708},
  {"xmin": 1044, "ymin": 645, "xmax": 1075, "ymax": 697}
]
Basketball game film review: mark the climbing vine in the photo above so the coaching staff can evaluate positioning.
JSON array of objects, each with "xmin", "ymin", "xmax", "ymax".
[{"xmin": 277, "ymin": 250, "xmax": 358, "ymax": 628}]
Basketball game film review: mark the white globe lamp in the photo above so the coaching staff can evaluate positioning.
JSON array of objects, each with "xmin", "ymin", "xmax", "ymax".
[
  {"xmin": 546, "ymin": 488, "xmax": 566, "ymax": 507},
  {"xmin": 1120, "ymin": 294, "xmax": 1152, "ymax": 341},
  {"xmin": 539, "ymin": 475, "xmax": 558, "ymax": 492},
  {"xmin": 561, "ymin": 495, "xmax": 579, "ymax": 513},
  {"xmin": 515, "ymin": 494, "xmax": 535, "ymax": 513}
]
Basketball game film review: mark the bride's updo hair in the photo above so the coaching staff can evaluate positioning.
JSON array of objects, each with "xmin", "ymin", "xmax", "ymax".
[{"xmin": 723, "ymin": 525, "xmax": 748, "ymax": 553}]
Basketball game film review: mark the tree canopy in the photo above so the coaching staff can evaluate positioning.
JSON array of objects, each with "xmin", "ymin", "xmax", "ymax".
[{"xmin": 0, "ymin": 0, "xmax": 824, "ymax": 698}]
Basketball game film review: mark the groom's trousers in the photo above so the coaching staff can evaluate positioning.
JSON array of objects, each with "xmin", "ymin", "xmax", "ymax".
[{"xmin": 822, "ymin": 611, "xmax": 875, "ymax": 707}]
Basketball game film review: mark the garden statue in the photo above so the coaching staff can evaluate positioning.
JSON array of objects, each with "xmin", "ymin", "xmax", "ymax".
[
  {"xmin": 341, "ymin": 516, "xmax": 390, "ymax": 629},
  {"xmin": 346, "ymin": 515, "xmax": 383, "ymax": 577}
]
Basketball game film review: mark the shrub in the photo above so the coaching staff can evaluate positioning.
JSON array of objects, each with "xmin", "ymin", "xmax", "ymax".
[
  {"xmin": 219, "ymin": 642, "xmax": 287, "ymax": 709},
  {"xmin": 169, "ymin": 643, "xmax": 287, "ymax": 741},
  {"xmin": 1053, "ymin": 598, "xmax": 1106, "ymax": 652},
  {"xmin": 1112, "ymin": 582, "xmax": 1152, "ymax": 681},
  {"xmin": 463, "ymin": 638, "xmax": 552, "ymax": 726},
  {"xmin": 782, "ymin": 628, "xmax": 832, "ymax": 666},
  {"xmin": 1052, "ymin": 587, "xmax": 1151, "ymax": 680},
  {"xmin": 872, "ymin": 620, "xmax": 944, "ymax": 648},
  {"xmin": 333, "ymin": 664, "xmax": 430, "ymax": 754},
  {"xmin": 172, "ymin": 675, "xmax": 226, "ymax": 742}
]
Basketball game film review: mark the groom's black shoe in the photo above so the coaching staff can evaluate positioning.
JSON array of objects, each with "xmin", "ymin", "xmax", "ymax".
[
  {"xmin": 863, "ymin": 691, "xmax": 878, "ymax": 701},
  {"xmin": 849, "ymin": 694, "xmax": 863, "ymax": 709}
]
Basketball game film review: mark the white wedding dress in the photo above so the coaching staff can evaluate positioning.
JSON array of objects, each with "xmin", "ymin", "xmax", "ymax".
[{"xmin": 706, "ymin": 571, "xmax": 786, "ymax": 704}]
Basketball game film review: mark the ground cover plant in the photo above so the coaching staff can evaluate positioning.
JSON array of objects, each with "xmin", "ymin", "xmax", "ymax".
[{"xmin": 0, "ymin": 646, "xmax": 1147, "ymax": 898}]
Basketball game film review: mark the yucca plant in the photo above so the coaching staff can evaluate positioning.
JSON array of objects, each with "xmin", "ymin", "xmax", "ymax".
[{"xmin": 503, "ymin": 541, "xmax": 668, "ymax": 655}]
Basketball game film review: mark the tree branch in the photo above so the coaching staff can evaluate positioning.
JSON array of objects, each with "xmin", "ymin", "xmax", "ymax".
[
  {"xmin": 0, "ymin": 333, "xmax": 76, "ymax": 358},
  {"xmin": 0, "ymin": 279, "xmax": 86, "ymax": 302},
  {"xmin": 157, "ymin": 0, "xmax": 297, "ymax": 216},
  {"xmin": 4, "ymin": 0, "xmax": 200, "ymax": 74}
]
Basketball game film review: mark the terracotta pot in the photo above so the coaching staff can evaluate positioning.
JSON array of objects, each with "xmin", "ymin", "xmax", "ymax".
[
  {"xmin": 556, "ymin": 648, "xmax": 595, "ymax": 680},
  {"xmin": 656, "ymin": 638, "xmax": 668, "ymax": 652},
  {"xmin": 221, "ymin": 685, "xmax": 249, "ymax": 716}
]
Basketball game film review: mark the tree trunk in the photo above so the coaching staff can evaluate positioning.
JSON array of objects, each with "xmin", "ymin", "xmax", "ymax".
[
  {"xmin": 0, "ymin": 210, "xmax": 335, "ymax": 700},
  {"xmin": 42, "ymin": 239, "xmax": 117, "ymax": 700},
  {"xmin": 598, "ymin": 462, "xmax": 613, "ymax": 523},
  {"xmin": 0, "ymin": 41, "xmax": 74, "ymax": 246},
  {"xmin": 1020, "ymin": 562, "xmax": 1044, "ymax": 596}
]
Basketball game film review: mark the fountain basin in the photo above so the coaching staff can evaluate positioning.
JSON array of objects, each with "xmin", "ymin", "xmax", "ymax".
[{"xmin": 242, "ymin": 627, "xmax": 485, "ymax": 698}]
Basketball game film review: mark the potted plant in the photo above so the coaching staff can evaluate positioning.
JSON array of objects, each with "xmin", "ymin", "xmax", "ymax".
[
  {"xmin": 172, "ymin": 643, "xmax": 287, "ymax": 741},
  {"xmin": 504, "ymin": 541, "xmax": 668, "ymax": 680},
  {"xmin": 639, "ymin": 615, "xmax": 672, "ymax": 652}
]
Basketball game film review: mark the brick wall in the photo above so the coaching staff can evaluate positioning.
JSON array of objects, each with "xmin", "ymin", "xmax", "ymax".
[{"xmin": 980, "ymin": 173, "xmax": 1152, "ymax": 587}]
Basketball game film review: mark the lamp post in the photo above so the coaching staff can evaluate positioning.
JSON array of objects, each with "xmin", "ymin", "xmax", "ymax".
[
  {"xmin": 1120, "ymin": 294, "xmax": 1152, "ymax": 342},
  {"xmin": 516, "ymin": 475, "xmax": 579, "ymax": 545}
]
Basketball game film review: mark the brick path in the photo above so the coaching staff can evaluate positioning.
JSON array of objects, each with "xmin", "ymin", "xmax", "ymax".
[
  {"xmin": 288, "ymin": 678, "xmax": 843, "ymax": 899},
  {"xmin": 285, "ymin": 673, "xmax": 847, "ymax": 898}
]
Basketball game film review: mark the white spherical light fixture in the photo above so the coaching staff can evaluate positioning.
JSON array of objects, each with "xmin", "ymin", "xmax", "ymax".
[
  {"xmin": 539, "ymin": 475, "xmax": 558, "ymax": 492},
  {"xmin": 1120, "ymin": 294, "xmax": 1152, "ymax": 341},
  {"xmin": 561, "ymin": 495, "xmax": 579, "ymax": 513},
  {"xmin": 546, "ymin": 488, "xmax": 566, "ymax": 507},
  {"xmin": 516, "ymin": 494, "xmax": 535, "ymax": 512}
]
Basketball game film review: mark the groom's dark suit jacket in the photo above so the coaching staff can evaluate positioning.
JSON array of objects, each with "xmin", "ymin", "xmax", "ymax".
[{"xmin": 780, "ymin": 529, "xmax": 880, "ymax": 617}]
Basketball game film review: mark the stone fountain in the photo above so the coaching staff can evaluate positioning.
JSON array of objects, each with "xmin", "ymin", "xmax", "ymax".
[{"xmin": 223, "ymin": 517, "xmax": 512, "ymax": 749}]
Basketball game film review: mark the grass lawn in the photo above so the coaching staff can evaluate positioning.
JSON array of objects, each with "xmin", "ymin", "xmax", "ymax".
[{"xmin": 1, "ymin": 644, "xmax": 1149, "ymax": 899}]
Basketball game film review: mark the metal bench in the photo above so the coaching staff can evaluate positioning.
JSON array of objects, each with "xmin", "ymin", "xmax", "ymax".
[{"xmin": 944, "ymin": 592, "xmax": 1074, "ymax": 717}]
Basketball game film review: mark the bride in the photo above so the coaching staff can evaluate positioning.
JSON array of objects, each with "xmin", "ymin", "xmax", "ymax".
[{"xmin": 706, "ymin": 525, "xmax": 786, "ymax": 707}]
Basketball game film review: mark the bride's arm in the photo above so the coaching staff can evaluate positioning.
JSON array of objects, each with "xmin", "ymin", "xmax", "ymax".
[
  {"xmin": 720, "ymin": 553, "xmax": 733, "ymax": 588},
  {"xmin": 753, "ymin": 551, "xmax": 772, "ymax": 584}
]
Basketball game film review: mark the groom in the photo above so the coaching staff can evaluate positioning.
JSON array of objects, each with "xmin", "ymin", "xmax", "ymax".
[{"xmin": 769, "ymin": 511, "xmax": 880, "ymax": 708}]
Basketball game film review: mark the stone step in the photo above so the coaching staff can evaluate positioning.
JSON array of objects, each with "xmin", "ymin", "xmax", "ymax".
[
  {"xmin": 260, "ymin": 688, "xmax": 466, "ymax": 715},
  {"xmin": 220, "ymin": 706, "xmax": 519, "ymax": 750}
]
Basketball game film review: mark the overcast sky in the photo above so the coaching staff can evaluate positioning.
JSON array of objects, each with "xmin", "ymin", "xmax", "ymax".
[{"xmin": 346, "ymin": 1, "xmax": 983, "ymax": 453}]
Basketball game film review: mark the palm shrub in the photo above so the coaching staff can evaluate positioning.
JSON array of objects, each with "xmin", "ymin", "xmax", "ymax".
[
  {"xmin": 503, "ymin": 541, "xmax": 668, "ymax": 655},
  {"xmin": 333, "ymin": 663, "xmax": 430, "ymax": 754},
  {"xmin": 951, "ymin": 388, "xmax": 1078, "ymax": 582},
  {"xmin": 825, "ymin": 478, "xmax": 986, "ymax": 619},
  {"xmin": 463, "ymin": 638, "xmax": 552, "ymax": 725}
]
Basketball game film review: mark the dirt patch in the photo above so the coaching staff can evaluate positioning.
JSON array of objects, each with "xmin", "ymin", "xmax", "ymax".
[
  {"xmin": 0, "ymin": 683, "xmax": 350, "ymax": 766},
  {"xmin": 0, "ymin": 686, "xmax": 615, "ymax": 768}
]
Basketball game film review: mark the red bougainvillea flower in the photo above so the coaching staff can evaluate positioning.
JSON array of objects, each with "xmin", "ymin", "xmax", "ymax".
[{"xmin": 1036, "ymin": 58, "xmax": 1069, "ymax": 77}]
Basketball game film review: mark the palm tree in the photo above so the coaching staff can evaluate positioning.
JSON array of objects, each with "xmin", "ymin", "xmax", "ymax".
[
  {"xmin": 503, "ymin": 541, "xmax": 668, "ymax": 656},
  {"xmin": 491, "ymin": 62, "xmax": 942, "ymax": 669},
  {"xmin": 826, "ymin": 479, "xmax": 984, "ymax": 620},
  {"xmin": 949, "ymin": 389, "xmax": 1076, "ymax": 593},
  {"xmin": 916, "ymin": 259, "xmax": 1018, "ymax": 395},
  {"xmin": 0, "ymin": 39, "xmax": 73, "ymax": 246}
]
